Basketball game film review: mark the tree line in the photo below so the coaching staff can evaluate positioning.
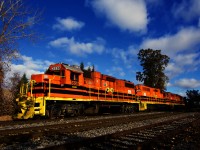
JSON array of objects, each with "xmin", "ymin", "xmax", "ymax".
[{"xmin": 184, "ymin": 90, "xmax": 200, "ymax": 110}]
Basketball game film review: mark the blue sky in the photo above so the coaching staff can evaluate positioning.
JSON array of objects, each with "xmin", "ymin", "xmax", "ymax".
[{"xmin": 11, "ymin": 0, "xmax": 200, "ymax": 96}]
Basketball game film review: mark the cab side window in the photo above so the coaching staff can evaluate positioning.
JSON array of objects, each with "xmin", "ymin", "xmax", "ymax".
[
  {"xmin": 70, "ymin": 72, "xmax": 79, "ymax": 81},
  {"xmin": 61, "ymin": 70, "xmax": 65, "ymax": 77}
]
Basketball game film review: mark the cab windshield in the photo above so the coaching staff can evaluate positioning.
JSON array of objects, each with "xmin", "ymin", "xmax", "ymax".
[{"xmin": 45, "ymin": 69, "xmax": 60, "ymax": 76}]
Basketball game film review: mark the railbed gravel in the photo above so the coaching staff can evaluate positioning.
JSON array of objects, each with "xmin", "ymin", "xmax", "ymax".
[
  {"xmin": 0, "ymin": 112, "xmax": 199, "ymax": 150},
  {"xmin": 73, "ymin": 112, "xmax": 197, "ymax": 138},
  {"xmin": 0, "ymin": 112, "xmax": 162, "ymax": 130}
]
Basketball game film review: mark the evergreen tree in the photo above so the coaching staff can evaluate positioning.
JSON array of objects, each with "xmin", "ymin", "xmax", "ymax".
[
  {"xmin": 20, "ymin": 73, "xmax": 28, "ymax": 84},
  {"xmin": 92, "ymin": 64, "xmax": 95, "ymax": 72},
  {"xmin": 87, "ymin": 66, "xmax": 91, "ymax": 72},
  {"xmin": 80, "ymin": 62, "xmax": 84, "ymax": 70}
]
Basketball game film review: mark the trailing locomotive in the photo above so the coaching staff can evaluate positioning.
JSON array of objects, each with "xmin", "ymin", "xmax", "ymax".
[{"xmin": 15, "ymin": 63, "xmax": 184, "ymax": 119}]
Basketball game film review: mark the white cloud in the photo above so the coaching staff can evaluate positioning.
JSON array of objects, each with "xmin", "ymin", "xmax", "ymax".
[
  {"xmin": 141, "ymin": 27, "xmax": 200, "ymax": 57},
  {"xmin": 175, "ymin": 53, "xmax": 200, "ymax": 66},
  {"xmin": 111, "ymin": 48, "xmax": 129, "ymax": 64},
  {"xmin": 64, "ymin": 58, "xmax": 79, "ymax": 66},
  {"xmin": 90, "ymin": 0, "xmax": 148, "ymax": 32},
  {"xmin": 172, "ymin": 0, "xmax": 200, "ymax": 22},
  {"xmin": 166, "ymin": 82, "xmax": 172, "ymax": 87},
  {"xmin": 49, "ymin": 37, "xmax": 105, "ymax": 56},
  {"xmin": 53, "ymin": 17, "xmax": 85, "ymax": 31},
  {"xmin": 111, "ymin": 45, "xmax": 138, "ymax": 68},
  {"xmin": 165, "ymin": 62, "xmax": 183, "ymax": 78},
  {"xmin": 106, "ymin": 66, "xmax": 125, "ymax": 77},
  {"xmin": 166, "ymin": 52, "xmax": 200, "ymax": 76},
  {"xmin": 8, "ymin": 54, "xmax": 54, "ymax": 79},
  {"xmin": 174, "ymin": 78, "xmax": 200, "ymax": 89}
]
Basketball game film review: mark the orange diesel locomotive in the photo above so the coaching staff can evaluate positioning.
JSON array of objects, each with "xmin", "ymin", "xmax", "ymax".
[{"xmin": 15, "ymin": 63, "xmax": 184, "ymax": 119}]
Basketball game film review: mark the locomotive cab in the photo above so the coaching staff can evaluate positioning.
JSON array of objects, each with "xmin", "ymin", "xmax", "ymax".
[
  {"xmin": 46, "ymin": 64, "xmax": 63, "ymax": 76},
  {"xmin": 44, "ymin": 63, "xmax": 84, "ymax": 85}
]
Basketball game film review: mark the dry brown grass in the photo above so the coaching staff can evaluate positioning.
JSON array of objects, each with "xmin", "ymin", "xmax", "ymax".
[{"xmin": 0, "ymin": 115, "xmax": 12, "ymax": 121}]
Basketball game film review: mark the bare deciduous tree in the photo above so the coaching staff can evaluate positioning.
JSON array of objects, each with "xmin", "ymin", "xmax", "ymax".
[
  {"xmin": 0, "ymin": 0, "xmax": 41, "ymax": 115},
  {"xmin": 0, "ymin": 0, "xmax": 41, "ymax": 60},
  {"xmin": 1, "ymin": 72, "xmax": 21, "ymax": 115}
]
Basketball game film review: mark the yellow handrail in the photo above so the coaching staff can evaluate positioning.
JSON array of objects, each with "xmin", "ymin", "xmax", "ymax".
[
  {"xmin": 30, "ymin": 80, "xmax": 36, "ymax": 97},
  {"xmin": 105, "ymin": 88, "xmax": 106, "ymax": 100},
  {"xmin": 49, "ymin": 79, "xmax": 51, "ymax": 98},
  {"xmin": 25, "ymin": 83, "xmax": 28, "ymax": 94},
  {"xmin": 48, "ymin": 76, "xmax": 56, "ymax": 98}
]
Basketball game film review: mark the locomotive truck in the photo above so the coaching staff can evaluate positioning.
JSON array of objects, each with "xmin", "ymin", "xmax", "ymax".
[{"xmin": 15, "ymin": 63, "xmax": 184, "ymax": 119}]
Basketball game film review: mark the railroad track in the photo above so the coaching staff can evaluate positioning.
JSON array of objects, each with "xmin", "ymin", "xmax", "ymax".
[
  {"xmin": 82, "ymin": 117, "xmax": 199, "ymax": 150},
  {"xmin": 0, "ymin": 112, "xmax": 199, "ymax": 150},
  {"xmin": 0, "ymin": 112, "xmax": 165, "ymax": 135},
  {"xmin": 45, "ymin": 112, "xmax": 200, "ymax": 150}
]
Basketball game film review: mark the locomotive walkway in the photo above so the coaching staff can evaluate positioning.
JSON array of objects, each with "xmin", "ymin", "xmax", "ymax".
[{"xmin": 0, "ymin": 112, "xmax": 199, "ymax": 149}]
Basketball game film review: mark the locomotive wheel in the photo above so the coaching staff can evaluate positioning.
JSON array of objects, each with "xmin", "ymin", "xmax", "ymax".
[
  {"xmin": 48, "ymin": 106, "xmax": 61, "ymax": 119},
  {"xmin": 71, "ymin": 109, "xmax": 79, "ymax": 116}
]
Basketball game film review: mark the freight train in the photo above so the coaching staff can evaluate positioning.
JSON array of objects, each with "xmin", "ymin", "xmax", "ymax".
[{"xmin": 15, "ymin": 63, "xmax": 184, "ymax": 119}]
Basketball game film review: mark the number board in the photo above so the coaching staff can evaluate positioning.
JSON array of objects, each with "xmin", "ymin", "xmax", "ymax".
[{"xmin": 51, "ymin": 66, "xmax": 60, "ymax": 71}]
